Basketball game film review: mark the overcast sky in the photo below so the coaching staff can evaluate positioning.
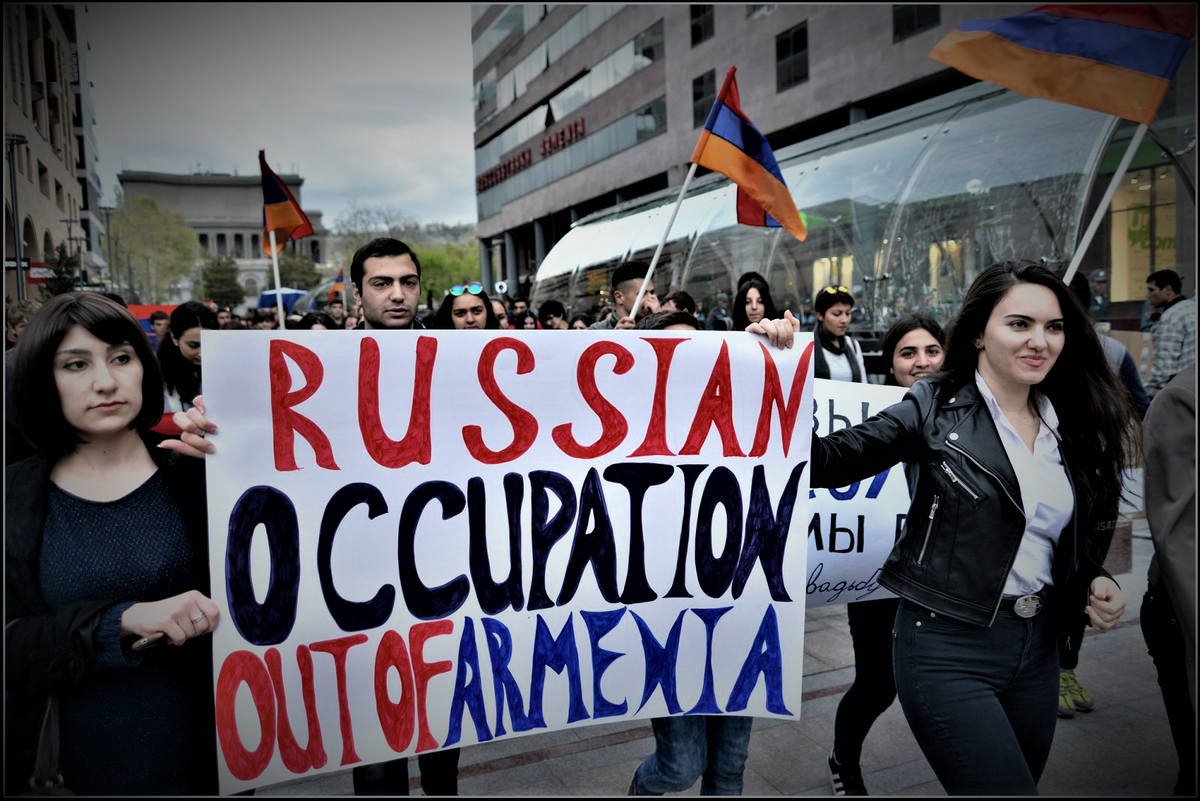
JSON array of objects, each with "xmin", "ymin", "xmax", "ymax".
[{"xmin": 86, "ymin": 3, "xmax": 478, "ymax": 229}]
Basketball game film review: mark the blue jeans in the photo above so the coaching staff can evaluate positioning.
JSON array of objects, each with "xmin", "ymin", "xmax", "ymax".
[
  {"xmin": 893, "ymin": 599, "xmax": 1058, "ymax": 795},
  {"xmin": 632, "ymin": 715, "xmax": 753, "ymax": 795}
]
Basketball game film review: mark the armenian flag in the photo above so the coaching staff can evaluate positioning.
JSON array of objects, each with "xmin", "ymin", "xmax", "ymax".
[
  {"xmin": 930, "ymin": 5, "xmax": 1196, "ymax": 126},
  {"xmin": 691, "ymin": 66, "xmax": 807, "ymax": 242},
  {"xmin": 328, "ymin": 269, "xmax": 346, "ymax": 304},
  {"xmin": 259, "ymin": 150, "xmax": 314, "ymax": 256}
]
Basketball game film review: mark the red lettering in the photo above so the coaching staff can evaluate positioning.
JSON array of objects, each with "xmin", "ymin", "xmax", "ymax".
[
  {"xmin": 410, "ymin": 620, "xmax": 455, "ymax": 753},
  {"xmin": 629, "ymin": 338, "xmax": 687, "ymax": 457},
  {"xmin": 749, "ymin": 340, "xmax": 813, "ymax": 457},
  {"xmin": 215, "ymin": 650, "xmax": 276, "ymax": 781},
  {"xmin": 267, "ymin": 645, "xmax": 328, "ymax": 773},
  {"xmin": 270, "ymin": 340, "xmax": 339, "ymax": 472},
  {"xmin": 680, "ymin": 341, "xmax": 744, "ymax": 456},
  {"xmin": 463, "ymin": 337, "xmax": 538, "ymax": 464},
  {"xmin": 552, "ymin": 340, "xmax": 633, "ymax": 458},
  {"xmin": 310, "ymin": 634, "xmax": 370, "ymax": 767},
  {"xmin": 358, "ymin": 336, "xmax": 437, "ymax": 468},
  {"xmin": 374, "ymin": 629, "xmax": 417, "ymax": 754}
]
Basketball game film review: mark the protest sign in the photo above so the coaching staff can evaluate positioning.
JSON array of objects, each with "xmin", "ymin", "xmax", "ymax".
[
  {"xmin": 805, "ymin": 379, "xmax": 909, "ymax": 606},
  {"xmin": 202, "ymin": 329, "xmax": 814, "ymax": 793}
]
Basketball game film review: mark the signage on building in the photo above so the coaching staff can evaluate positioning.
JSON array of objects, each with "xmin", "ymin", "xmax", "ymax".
[
  {"xmin": 476, "ymin": 148, "xmax": 533, "ymax": 192},
  {"xmin": 540, "ymin": 118, "xmax": 586, "ymax": 157}
]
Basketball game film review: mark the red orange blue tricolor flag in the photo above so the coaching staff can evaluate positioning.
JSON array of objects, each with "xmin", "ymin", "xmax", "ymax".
[
  {"xmin": 930, "ymin": 5, "xmax": 1196, "ymax": 126},
  {"xmin": 259, "ymin": 150, "xmax": 314, "ymax": 256},
  {"xmin": 691, "ymin": 67, "xmax": 807, "ymax": 242},
  {"xmin": 328, "ymin": 269, "xmax": 346, "ymax": 304}
]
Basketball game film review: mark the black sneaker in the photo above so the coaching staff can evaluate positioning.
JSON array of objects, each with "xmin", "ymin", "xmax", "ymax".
[{"xmin": 828, "ymin": 753, "xmax": 868, "ymax": 796}]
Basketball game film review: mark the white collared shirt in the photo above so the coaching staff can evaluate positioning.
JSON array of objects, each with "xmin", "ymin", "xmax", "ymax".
[{"xmin": 975, "ymin": 371, "xmax": 1073, "ymax": 596}]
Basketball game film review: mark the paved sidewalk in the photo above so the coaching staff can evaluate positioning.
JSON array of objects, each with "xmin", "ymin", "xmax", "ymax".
[{"xmin": 255, "ymin": 518, "xmax": 1180, "ymax": 796}]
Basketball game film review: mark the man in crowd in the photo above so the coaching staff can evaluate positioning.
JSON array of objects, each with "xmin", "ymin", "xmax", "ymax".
[
  {"xmin": 660, "ymin": 290, "xmax": 696, "ymax": 316},
  {"xmin": 216, "ymin": 306, "xmax": 233, "ymax": 328},
  {"xmin": 588, "ymin": 261, "xmax": 661, "ymax": 331},
  {"xmin": 6, "ymin": 299, "xmax": 40, "ymax": 350},
  {"xmin": 326, "ymin": 297, "xmax": 347, "ymax": 327},
  {"xmin": 1144, "ymin": 269, "xmax": 1196, "ymax": 397},
  {"xmin": 539, "ymin": 299, "xmax": 570, "ymax": 329},
  {"xmin": 148, "ymin": 310, "xmax": 170, "ymax": 351},
  {"xmin": 511, "ymin": 296, "xmax": 530, "ymax": 318},
  {"xmin": 707, "ymin": 291, "xmax": 732, "ymax": 330}
]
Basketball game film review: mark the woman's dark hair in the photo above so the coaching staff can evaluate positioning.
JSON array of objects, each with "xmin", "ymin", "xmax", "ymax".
[
  {"xmin": 295, "ymin": 311, "xmax": 338, "ymax": 330},
  {"xmin": 511, "ymin": 310, "xmax": 539, "ymax": 330},
  {"xmin": 157, "ymin": 300, "xmax": 218, "ymax": 407},
  {"xmin": 569, "ymin": 313, "xmax": 595, "ymax": 329},
  {"xmin": 881, "ymin": 312, "xmax": 946, "ymax": 386},
  {"xmin": 432, "ymin": 286, "xmax": 500, "ymax": 330},
  {"xmin": 635, "ymin": 310, "xmax": 701, "ymax": 331},
  {"xmin": 13, "ymin": 292, "xmax": 165, "ymax": 456},
  {"xmin": 942, "ymin": 259, "xmax": 1136, "ymax": 507},
  {"xmin": 815, "ymin": 284, "xmax": 855, "ymax": 316},
  {"xmin": 731, "ymin": 278, "xmax": 778, "ymax": 331}
]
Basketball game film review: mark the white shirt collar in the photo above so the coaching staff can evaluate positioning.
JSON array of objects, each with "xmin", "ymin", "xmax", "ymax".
[{"xmin": 974, "ymin": 370, "xmax": 1059, "ymax": 434}]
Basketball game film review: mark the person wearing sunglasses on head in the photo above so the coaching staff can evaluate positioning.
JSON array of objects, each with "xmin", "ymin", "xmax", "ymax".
[
  {"xmin": 814, "ymin": 285, "xmax": 867, "ymax": 384},
  {"xmin": 538, "ymin": 299, "xmax": 570, "ymax": 330},
  {"xmin": 432, "ymin": 282, "xmax": 501, "ymax": 330}
]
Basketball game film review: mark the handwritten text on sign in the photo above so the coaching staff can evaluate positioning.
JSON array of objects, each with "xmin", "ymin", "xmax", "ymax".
[{"xmin": 202, "ymin": 330, "xmax": 815, "ymax": 794}]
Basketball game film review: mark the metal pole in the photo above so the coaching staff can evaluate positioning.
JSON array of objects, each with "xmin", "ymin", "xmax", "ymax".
[{"xmin": 6, "ymin": 133, "xmax": 28, "ymax": 301}]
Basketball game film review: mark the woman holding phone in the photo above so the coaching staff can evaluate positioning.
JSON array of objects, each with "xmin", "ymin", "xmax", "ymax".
[{"xmin": 5, "ymin": 293, "xmax": 219, "ymax": 795}]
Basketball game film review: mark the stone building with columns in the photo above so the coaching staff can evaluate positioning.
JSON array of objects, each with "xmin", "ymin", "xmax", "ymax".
[{"xmin": 116, "ymin": 169, "xmax": 327, "ymax": 312}]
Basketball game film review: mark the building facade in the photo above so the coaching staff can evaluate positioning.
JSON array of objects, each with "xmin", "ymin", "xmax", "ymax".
[
  {"xmin": 470, "ymin": 3, "xmax": 1038, "ymax": 298},
  {"xmin": 116, "ymin": 170, "xmax": 327, "ymax": 313},
  {"xmin": 4, "ymin": 3, "xmax": 105, "ymax": 301}
]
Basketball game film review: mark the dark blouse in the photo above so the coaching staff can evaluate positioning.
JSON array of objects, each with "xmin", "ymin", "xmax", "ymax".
[{"xmin": 40, "ymin": 471, "xmax": 217, "ymax": 795}]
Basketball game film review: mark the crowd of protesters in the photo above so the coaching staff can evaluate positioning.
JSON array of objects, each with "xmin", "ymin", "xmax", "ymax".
[{"xmin": 4, "ymin": 248, "xmax": 1194, "ymax": 797}]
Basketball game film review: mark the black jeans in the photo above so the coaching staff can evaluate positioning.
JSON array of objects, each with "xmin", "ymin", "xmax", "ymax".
[
  {"xmin": 833, "ymin": 598, "xmax": 900, "ymax": 767},
  {"xmin": 1140, "ymin": 583, "xmax": 1195, "ymax": 796},
  {"xmin": 352, "ymin": 749, "xmax": 461, "ymax": 796}
]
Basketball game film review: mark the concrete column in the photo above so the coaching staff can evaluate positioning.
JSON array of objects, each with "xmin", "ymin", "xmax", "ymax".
[
  {"xmin": 479, "ymin": 239, "xmax": 494, "ymax": 292},
  {"xmin": 534, "ymin": 218, "xmax": 547, "ymax": 269},
  {"xmin": 504, "ymin": 231, "xmax": 518, "ymax": 293}
]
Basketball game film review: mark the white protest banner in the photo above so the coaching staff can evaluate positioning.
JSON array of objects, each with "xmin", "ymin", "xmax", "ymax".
[
  {"xmin": 805, "ymin": 379, "xmax": 909, "ymax": 607},
  {"xmin": 201, "ymin": 329, "xmax": 815, "ymax": 794}
]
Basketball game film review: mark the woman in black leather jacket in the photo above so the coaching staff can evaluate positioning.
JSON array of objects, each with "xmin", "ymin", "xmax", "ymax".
[{"xmin": 811, "ymin": 261, "xmax": 1136, "ymax": 795}]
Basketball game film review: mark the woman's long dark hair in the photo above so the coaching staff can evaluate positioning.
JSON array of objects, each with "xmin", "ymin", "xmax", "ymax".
[
  {"xmin": 881, "ymin": 312, "xmax": 945, "ymax": 387},
  {"xmin": 942, "ymin": 260, "xmax": 1136, "ymax": 507},
  {"xmin": 731, "ymin": 278, "xmax": 778, "ymax": 331},
  {"xmin": 432, "ymin": 287, "xmax": 500, "ymax": 330},
  {"xmin": 13, "ymin": 292, "xmax": 164, "ymax": 456},
  {"xmin": 157, "ymin": 300, "xmax": 217, "ymax": 407}
]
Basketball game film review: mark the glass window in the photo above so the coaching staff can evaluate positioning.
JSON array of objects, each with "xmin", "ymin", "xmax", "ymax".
[
  {"xmin": 691, "ymin": 5, "xmax": 715, "ymax": 46},
  {"xmin": 693, "ymin": 69, "xmax": 716, "ymax": 128},
  {"xmin": 893, "ymin": 5, "xmax": 941, "ymax": 43},
  {"xmin": 776, "ymin": 22, "xmax": 808, "ymax": 92}
]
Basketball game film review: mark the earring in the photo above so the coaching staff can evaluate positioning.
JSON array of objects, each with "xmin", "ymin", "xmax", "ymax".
[{"xmin": 974, "ymin": 340, "xmax": 983, "ymax": 349}]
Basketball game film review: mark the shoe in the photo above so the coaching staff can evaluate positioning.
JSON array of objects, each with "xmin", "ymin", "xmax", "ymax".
[
  {"xmin": 828, "ymin": 751, "xmax": 868, "ymax": 796},
  {"xmin": 1061, "ymin": 669, "xmax": 1095, "ymax": 712},
  {"xmin": 1058, "ymin": 672, "xmax": 1076, "ymax": 718}
]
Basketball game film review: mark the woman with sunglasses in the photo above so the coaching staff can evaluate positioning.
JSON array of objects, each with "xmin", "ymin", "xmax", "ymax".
[
  {"xmin": 432, "ymin": 281, "xmax": 500, "ymax": 330},
  {"xmin": 6, "ymin": 293, "xmax": 219, "ymax": 795},
  {"xmin": 807, "ymin": 261, "xmax": 1135, "ymax": 794},
  {"xmin": 814, "ymin": 285, "xmax": 867, "ymax": 384}
]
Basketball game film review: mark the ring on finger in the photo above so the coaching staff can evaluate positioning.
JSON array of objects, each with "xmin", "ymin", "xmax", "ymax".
[{"xmin": 190, "ymin": 613, "xmax": 207, "ymax": 624}]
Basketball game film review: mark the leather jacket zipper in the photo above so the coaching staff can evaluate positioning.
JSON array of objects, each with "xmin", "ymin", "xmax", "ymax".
[
  {"xmin": 939, "ymin": 461, "xmax": 980, "ymax": 501},
  {"xmin": 946, "ymin": 440, "xmax": 1024, "ymax": 517},
  {"xmin": 918, "ymin": 494, "xmax": 939, "ymax": 565}
]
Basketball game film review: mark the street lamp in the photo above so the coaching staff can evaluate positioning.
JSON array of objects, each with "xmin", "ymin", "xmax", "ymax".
[
  {"xmin": 6, "ymin": 132, "xmax": 28, "ymax": 301},
  {"xmin": 59, "ymin": 214, "xmax": 83, "ymax": 288}
]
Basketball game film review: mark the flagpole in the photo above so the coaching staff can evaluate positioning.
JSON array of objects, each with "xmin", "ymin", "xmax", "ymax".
[
  {"xmin": 629, "ymin": 162, "xmax": 699, "ymax": 320},
  {"xmin": 1063, "ymin": 122, "xmax": 1148, "ymax": 284},
  {"xmin": 269, "ymin": 230, "xmax": 286, "ymax": 324}
]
